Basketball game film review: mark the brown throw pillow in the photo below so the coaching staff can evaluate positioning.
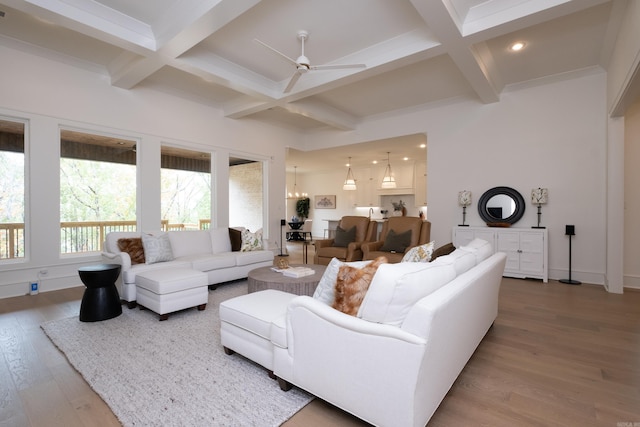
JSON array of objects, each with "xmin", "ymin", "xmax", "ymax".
[
  {"xmin": 332, "ymin": 256, "xmax": 387, "ymax": 316},
  {"xmin": 431, "ymin": 242, "xmax": 456, "ymax": 262},
  {"xmin": 380, "ymin": 229, "xmax": 412, "ymax": 253},
  {"xmin": 334, "ymin": 225, "xmax": 356, "ymax": 247},
  {"xmin": 117, "ymin": 238, "xmax": 145, "ymax": 264},
  {"xmin": 229, "ymin": 228, "xmax": 242, "ymax": 252}
]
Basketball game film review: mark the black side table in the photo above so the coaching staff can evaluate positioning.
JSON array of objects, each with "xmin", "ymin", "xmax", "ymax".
[{"xmin": 78, "ymin": 264, "xmax": 122, "ymax": 322}]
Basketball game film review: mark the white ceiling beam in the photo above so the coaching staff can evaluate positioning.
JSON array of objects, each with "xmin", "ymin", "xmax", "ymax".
[
  {"xmin": 109, "ymin": 0, "xmax": 261, "ymax": 89},
  {"xmin": 18, "ymin": 0, "xmax": 156, "ymax": 49},
  {"xmin": 283, "ymin": 100, "xmax": 359, "ymax": 131},
  {"xmin": 175, "ymin": 48, "xmax": 277, "ymax": 99},
  {"xmin": 1, "ymin": 0, "xmax": 155, "ymax": 55},
  {"xmin": 410, "ymin": 0, "xmax": 501, "ymax": 103}
]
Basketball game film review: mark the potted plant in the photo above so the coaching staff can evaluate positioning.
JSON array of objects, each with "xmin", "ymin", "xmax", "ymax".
[{"xmin": 296, "ymin": 197, "xmax": 310, "ymax": 221}]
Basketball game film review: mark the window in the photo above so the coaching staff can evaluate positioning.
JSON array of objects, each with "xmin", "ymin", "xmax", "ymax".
[
  {"xmin": 60, "ymin": 129, "xmax": 137, "ymax": 254},
  {"xmin": 0, "ymin": 118, "xmax": 26, "ymax": 260},
  {"xmin": 161, "ymin": 145, "xmax": 211, "ymax": 230}
]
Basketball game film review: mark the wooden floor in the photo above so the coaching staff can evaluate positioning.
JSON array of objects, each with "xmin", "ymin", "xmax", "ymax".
[{"xmin": 1, "ymin": 241, "xmax": 638, "ymax": 426}]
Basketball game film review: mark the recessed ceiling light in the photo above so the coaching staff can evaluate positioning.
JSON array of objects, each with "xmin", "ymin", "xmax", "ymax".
[
  {"xmin": 419, "ymin": 143, "xmax": 426, "ymax": 149},
  {"xmin": 510, "ymin": 42, "xmax": 525, "ymax": 52}
]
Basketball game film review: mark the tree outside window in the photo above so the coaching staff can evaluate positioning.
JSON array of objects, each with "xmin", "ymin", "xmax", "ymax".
[{"xmin": 0, "ymin": 119, "xmax": 25, "ymax": 260}]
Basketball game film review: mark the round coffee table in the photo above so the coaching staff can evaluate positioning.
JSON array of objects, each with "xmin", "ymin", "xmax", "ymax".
[
  {"xmin": 78, "ymin": 264, "xmax": 122, "ymax": 322},
  {"xmin": 247, "ymin": 264, "xmax": 327, "ymax": 296}
]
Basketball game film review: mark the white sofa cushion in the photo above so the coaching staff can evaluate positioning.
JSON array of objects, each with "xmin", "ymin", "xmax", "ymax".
[
  {"xmin": 168, "ymin": 230, "xmax": 212, "ymax": 258},
  {"xmin": 184, "ymin": 254, "xmax": 237, "ymax": 271},
  {"xmin": 459, "ymin": 238, "xmax": 493, "ymax": 264},
  {"xmin": 135, "ymin": 268, "xmax": 207, "ymax": 294},
  {"xmin": 210, "ymin": 228, "xmax": 232, "ymax": 253},
  {"xmin": 312, "ymin": 257, "xmax": 373, "ymax": 305},
  {"xmin": 431, "ymin": 248, "xmax": 477, "ymax": 275},
  {"xmin": 235, "ymin": 250, "xmax": 273, "ymax": 266},
  {"xmin": 358, "ymin": 262, "xmax": 457, "ymax": 326}
]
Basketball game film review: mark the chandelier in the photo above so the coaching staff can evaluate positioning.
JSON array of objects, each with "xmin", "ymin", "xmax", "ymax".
[{"xmin": 288, "ymin": 166, "xmax": 308, "ymax": 198}]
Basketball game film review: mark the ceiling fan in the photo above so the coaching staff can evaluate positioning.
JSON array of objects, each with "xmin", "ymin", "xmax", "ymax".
[{"xmin": 254, "ymin": 30, "xmax": 366, "ymax": 93}]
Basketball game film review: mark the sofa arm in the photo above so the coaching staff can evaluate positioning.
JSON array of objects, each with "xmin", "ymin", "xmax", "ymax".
[
  {"xmin": 361, "ymin": 240, "xmax": 383, "ymax": 258},
  {"xmin": 314, "ymin": 238, "xmax": 335, "ymax": 249},
  {"xmin": 277, "ymin": 296, "xmax": 427, "ymax": 427},
  {"xmin": 101, "ymin": 251, "xmax": 131, "ymax": 271}
]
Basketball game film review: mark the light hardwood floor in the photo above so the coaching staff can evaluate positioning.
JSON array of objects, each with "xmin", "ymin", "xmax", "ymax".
[{"xmin": 1, "ymin": 241, "xmax": 638, "ymax": 426}]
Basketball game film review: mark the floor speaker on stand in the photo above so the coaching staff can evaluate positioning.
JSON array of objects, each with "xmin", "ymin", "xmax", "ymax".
[
  {"xmin": 278, "ymin": 219, "xmax": 289, "ymax": 257},
  {"xmin": 559, "ymin": 225, "xmax": 581, "ymax": 285}
]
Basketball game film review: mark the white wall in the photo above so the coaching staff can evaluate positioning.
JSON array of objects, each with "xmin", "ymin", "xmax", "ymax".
[
  {"xmin": 303, "ymin": 70, "xmax": 613, "ymax": 286},
  {"xmin": 0, "ymin": 45, "xmax": 299, "ymax": 298},
  {"xmin": 624, "ymin": 99, "xmax": 640, "ymax": 288}
]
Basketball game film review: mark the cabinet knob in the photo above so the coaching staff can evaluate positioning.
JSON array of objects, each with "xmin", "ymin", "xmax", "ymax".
[{"xmin": 517, "ymin": 249, "xmax": 523, "ymax": 253}]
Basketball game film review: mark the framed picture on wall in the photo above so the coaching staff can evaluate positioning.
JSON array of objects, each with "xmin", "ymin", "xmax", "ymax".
[{"xmin": 315, "ymin": 195, "xmax": 336, "ymax": 209}]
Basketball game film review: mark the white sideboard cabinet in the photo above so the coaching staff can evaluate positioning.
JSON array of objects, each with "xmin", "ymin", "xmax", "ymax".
[{"xmin": 453, "ymin": 226, "xmax": 548, "ymax": 282}]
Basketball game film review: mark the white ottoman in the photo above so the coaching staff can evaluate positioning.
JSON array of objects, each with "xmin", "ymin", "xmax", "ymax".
[
  {"xmin": 135, "ymin": 268, "xmax": 208, "ymax": 321},
  {"xmin": 219, "ymin": 290, "xmax": 297, "ymax": 374}
]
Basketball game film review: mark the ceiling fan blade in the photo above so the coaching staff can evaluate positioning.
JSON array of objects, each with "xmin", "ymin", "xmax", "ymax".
[
  {"xmin": 254, "ymin": 39, "xmax": 298, "ymax": 67},
  {"xmin": 310, "ymin": 63, "xmax": 366, "ymax": 71},
  {"xmin": 283, "ymin": 71, "xmax": 302, "ymax": 93}
]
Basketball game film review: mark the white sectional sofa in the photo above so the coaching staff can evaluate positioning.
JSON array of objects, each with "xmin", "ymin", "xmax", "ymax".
[
  {"xmin": 220, "ymin": 239, "xmax": 507, "ymax": 427},
  {"xmin": 102, "ymin": 228, "xmax": 274, "ymax": 306}
]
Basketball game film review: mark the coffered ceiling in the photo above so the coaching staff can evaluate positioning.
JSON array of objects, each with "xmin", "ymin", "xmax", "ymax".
[{"xmin": 0, "ymin": 0, "xmax": 622, "ymax": 133}]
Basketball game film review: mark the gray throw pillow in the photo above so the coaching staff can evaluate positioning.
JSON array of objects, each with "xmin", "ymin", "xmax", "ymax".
[
  {"xmin": 141, "ymin": 232, "xmax": 174, "ymax": 264},
  {"xmin": 380, "ymin": 229, "xmax": 412, "ymax": 253},
  {"xmin": 334, "ymin": 226, "xmax": 356, "ymax": 247}
]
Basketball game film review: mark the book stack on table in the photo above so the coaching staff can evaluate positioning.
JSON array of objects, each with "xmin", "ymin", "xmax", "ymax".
[{"xmin": 282, "ymin": 266, "xmax": 315, "ymax": 278}]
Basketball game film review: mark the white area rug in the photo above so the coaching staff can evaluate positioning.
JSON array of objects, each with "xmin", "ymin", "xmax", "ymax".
[{"xmin": 42, "ymin": 281, "xmax": 313, "ymax": 426}]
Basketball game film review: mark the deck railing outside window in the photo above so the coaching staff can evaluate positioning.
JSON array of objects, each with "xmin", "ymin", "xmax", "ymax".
[{"xmin": 0, "ymin": 219, "xmax": 211, "ymax": 259}]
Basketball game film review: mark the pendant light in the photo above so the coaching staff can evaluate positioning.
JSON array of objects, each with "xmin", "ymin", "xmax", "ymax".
[
  {"xmin": 381, "ymin": 152, "xmax": 396, "ymax": 189},
  {"xmin": 288, "ymin": 166, "xmax": 307, "ymax": 198},
  {"xmin": 342, "ymin": 157, "xmax": 357, "ymax": 191}
]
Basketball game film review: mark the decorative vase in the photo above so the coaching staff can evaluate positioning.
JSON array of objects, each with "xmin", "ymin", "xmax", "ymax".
[{"xmin": 277, "ymin": 257, "xmax": 289, "ymax": 269}]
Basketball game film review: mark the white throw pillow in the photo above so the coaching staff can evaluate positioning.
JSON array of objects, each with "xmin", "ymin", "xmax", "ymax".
[
  {"xmin": 401, "ymin": 241, "xmax": 435, "ymax": 262},
  {"xmin": 312, "ymin": 258, "xmax": 372, "ymax": 305},
  {"xmin": 141, "ymin": 232, "xmax": 174, "ymax": 264},
  {"xmin": 358, "ymin": 262, "xmax": 457, "ymax": 326},
  {"xmin": 240, "ymin": 228, "xmax": 263, "ymax": 251}
]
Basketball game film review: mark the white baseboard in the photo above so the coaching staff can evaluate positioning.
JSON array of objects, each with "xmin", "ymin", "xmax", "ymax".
[
  {"xmin": 0, "ymin": 274, "xmax": 83, "ymax": 299},
  {"xmin": 624, "ymin": 274, "xmax": 640, "ymax": 290}
]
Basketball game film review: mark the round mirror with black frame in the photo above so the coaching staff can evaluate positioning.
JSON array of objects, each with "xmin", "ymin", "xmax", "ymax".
[{"xmin": 477, "ymin": 186, "xmax": 526, "ymax": 226}]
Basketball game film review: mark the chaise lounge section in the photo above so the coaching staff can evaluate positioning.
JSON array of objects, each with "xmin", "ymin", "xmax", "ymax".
[{"xmin": 220, "ymin": 239, "xmax": 506, "ymax": 427}]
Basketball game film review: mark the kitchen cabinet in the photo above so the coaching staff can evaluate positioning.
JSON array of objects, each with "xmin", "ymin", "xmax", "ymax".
[
  {"xmin": 452, "ymin": 226, "xmax": 548, "ymax": 282},
  {"xmin": 353, "ymin": 167, "xmax": 379, "ymax": 207}
]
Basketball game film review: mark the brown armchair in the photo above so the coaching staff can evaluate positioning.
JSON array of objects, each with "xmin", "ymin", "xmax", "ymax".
[
  {"xmin": 362, "ymin": 217, "xmax": 431, "ymax": 263},
  {"xmin": 313, "ymin": 216, "xmax": 377, "ymax": 265}
]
